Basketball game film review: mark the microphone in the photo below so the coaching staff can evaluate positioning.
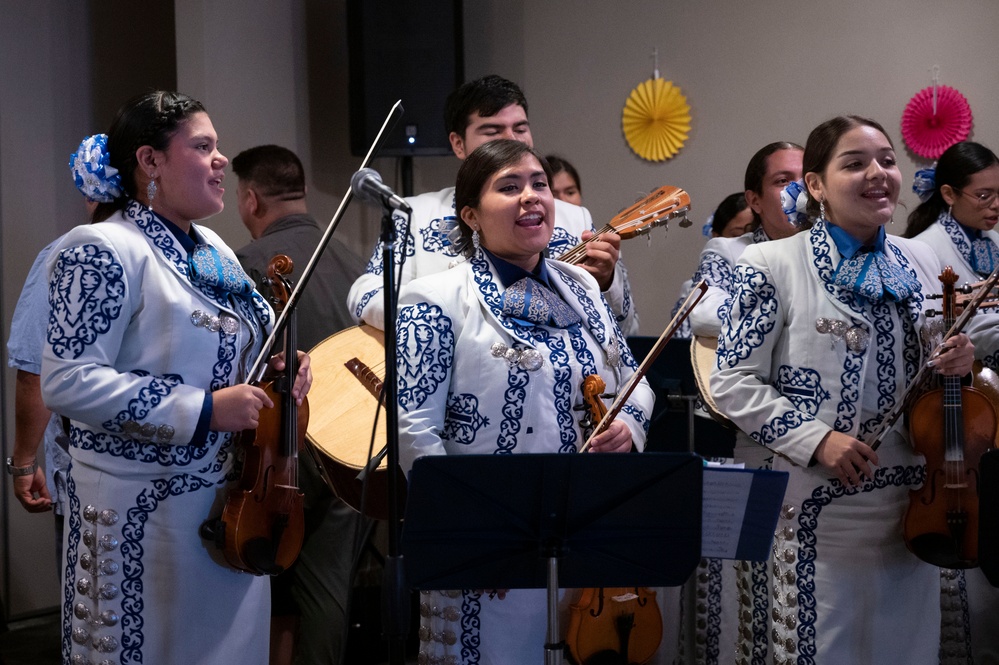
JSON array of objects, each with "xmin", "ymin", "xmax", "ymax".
[{"xmin": 350, "ymin": 168, "xmax": 412, "ymax": 213}]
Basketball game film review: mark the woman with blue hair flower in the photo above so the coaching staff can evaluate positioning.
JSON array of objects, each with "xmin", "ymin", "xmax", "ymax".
[
  {"xmin": 42, "ymin": 91, "xmax": 312, "ymax": 664},
  {"xmin": 711, "ymin": 115, "xmax": 986, "ymax": 662},
  {"xmin": 903, "ymin": 140, "xmax": 999, "ymax": 664},
  {"xmin": 905, "ymin": 141, "xmax": 999, "ymax": 289}
]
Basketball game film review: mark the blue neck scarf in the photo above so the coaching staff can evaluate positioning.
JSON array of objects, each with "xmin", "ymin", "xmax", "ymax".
[
  {"xmin": 158, "ymin": 214, "xmax": 255, "ymax": 298},
  {"xmin": 487, "ymin": 249, "xmax": 581, "ymax": 329},
  {"xmin": 828, "ymin": 224, "xmax": 919, "ymax": 302}
]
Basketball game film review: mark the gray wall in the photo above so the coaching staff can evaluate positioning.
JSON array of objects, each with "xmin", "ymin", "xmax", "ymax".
[{"xmin": 4, "ymin": 0, "xmax": 999, "ymax": 616}]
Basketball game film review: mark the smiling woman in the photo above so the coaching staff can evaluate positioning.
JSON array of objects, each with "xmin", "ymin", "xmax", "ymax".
[
  {"xmin": 708, "ymin": 115, "xmax": 999, "ymax": 663},
  {"xmin": 394, "ymin": 139, "xmax": 655, "ymax": 665},
  {"xmin": 41, "ymin": 91, "xmax": 312, "ymax": 665}
]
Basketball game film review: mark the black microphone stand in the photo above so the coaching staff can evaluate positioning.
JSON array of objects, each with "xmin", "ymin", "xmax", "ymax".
[{"xmin": 379, "ymin": 203, "xmax": 409, "ymax": 665}]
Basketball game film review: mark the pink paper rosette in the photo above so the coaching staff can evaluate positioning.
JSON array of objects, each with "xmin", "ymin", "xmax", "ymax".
[{"xmin": 901, "ymin": 85, "xmax": 972, "ymax": 160}]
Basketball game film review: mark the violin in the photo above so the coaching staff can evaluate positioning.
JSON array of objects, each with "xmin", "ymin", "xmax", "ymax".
[
  {"xmin": 905, "ymin": 267, "xmax": 997, "ymax": 568},
  {"xmin": 565, "ymin": 375, "xmax": 663, "ymax": 665},
  {"xmin": 207, "ymin": 255, "xmax": 308, "ymax": 575}
]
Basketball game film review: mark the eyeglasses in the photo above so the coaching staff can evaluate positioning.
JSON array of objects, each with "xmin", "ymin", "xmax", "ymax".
[{"xmin": 956, "ymin": 188, "xmax": 999, "ymax": 208}]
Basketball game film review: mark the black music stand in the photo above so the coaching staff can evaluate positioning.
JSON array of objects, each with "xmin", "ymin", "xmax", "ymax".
[{"xmin": 402, "ymin": 452, "xmax": 703, "ymax": 665}]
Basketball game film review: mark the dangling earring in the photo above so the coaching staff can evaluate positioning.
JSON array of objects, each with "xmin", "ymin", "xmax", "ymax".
[
  {"xmin": 948, "ymin": 204, "xmax": 953, "ymax": 219},
  {"xmin": 472, "ymin": 227, "xmax": 481, "ymax": 253},
  {"xmin": 819, "ymin": 199, "xmax": 827, "ymax": 222},
  {"xmin": 146, "ymin": 175, "xmax": 157, "ymax": 211}
]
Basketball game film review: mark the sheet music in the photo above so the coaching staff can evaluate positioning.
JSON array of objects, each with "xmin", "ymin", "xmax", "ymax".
[{"xmin": 700, "ymin": 467, "xmax": 754, "ymax": 559}]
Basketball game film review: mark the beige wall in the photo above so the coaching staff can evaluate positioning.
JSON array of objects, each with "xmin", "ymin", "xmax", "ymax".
[{"xmin": 4, "ymin": 0, "xmax": 999, "ymax": 616}]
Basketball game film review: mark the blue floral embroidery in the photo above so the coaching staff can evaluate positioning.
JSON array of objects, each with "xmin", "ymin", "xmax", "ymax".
[
  {"xmin": 472, "ymin": 255, "xmax": 578, "ymax": 454},
  {"xmin": 397, "ymin": 303, "xmax": 455, "ymax": 411},
  {"xmin": 547, "ymin": 227, "xmax": 578, "ymax": 258},
  {"xmin": 750, "ymin": 410, "xmax": 813, "ymax": 446},
  {"xmin": 460, "ymin": 590, "xmax": 482, "ymax": 663},
  {"xmin": 717, "ymin": 266, "xmax": 779, "ymax": 369},
  {"xmin": 48, "ymin": 244, "xmax": 125, "ymax": 359},
  {"xmin": 774, "ymin": 366, "xmax": 830, "ymax": 415},
  {"xmin": 749, "ymin": 560, "xmax": 770, "ymax": 664},
  {"xmin": 62, "ymin": 469, "xmax": 81, "ymax": 663},
  {"xmin": 102, "ymin": 372, "xmax": 183, "ymax": 434},
  {"xmin": 363, "ymin": 213, "xmax": 416, "ymax": 276},
  {"xmin": 791, "ymin": 464, "xmax": 922, "ymax": 663},
  {"xmin": 694, "ymin": 252, "xmax": 735, "ymax": 325},
  {"xmin": 420, "ymin": 215, "xmax": 460, "ymax": 256},
  {"xmin": 444, "ymin": 393, "xmax": 489, "ymax": 444},
  {"xmin": 705, "ymin": 557, "xmax": 722, "ymax": 662},
  {"xmin": 69, "ymin": 426, "xmax": 213, "ymax": 466},
  {"xmin": 622, "ymin": 403, "xmax": 650, "ymax": 436},
  {"xmin": 497, "ymin": 366, "xmax": 529, "ymax": 454},
  {"xmin": 354, "ymin": 288, "xmax": 380, "ymax": 320},
  {"xmin": 118, "ymin": 474, "xmax": 216, "ymax": 664}
]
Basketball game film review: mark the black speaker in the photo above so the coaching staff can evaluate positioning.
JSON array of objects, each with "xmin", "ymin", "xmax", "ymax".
[
  {"xmin": 347, "ymin": 0, "xmax": 464, "ymax": 157},
  {"xmin": 981, "ymin": 448, "xmax": 999, "ymax": 586}
]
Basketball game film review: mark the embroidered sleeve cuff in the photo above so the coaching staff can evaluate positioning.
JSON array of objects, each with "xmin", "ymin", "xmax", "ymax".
[{"xmin": 192, "ymin": 392, "xmax": 212, "ymax": 445}]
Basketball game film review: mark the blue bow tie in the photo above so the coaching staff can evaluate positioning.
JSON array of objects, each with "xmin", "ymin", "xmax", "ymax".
[
  {"xmin": 831, "ymin": 247, "xmax": 920, "ymax": 302},
  {"xmin": 188, "ymin": 244, "xmax": 254, "ymax": 297},
  {"xmin": 501, "ymin": 277, "xmax": 581, "ymax": 328},
  {"xmin": 971, "ymin": 236, "xmax": 999, "ymax": 275}
]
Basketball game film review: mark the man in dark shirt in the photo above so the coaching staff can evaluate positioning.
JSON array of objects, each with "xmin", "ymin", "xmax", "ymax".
[{"xmin": 234, "ymin": 144, "xmax": 366, "ymax": 665}]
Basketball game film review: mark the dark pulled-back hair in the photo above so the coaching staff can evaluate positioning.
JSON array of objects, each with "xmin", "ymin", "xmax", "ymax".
[
  {"xmin": 444, "ymin": 75, "xmax": 528, "ymax": 138},
  {"xmin": 93, "ymin": 90, "xmax": 207, "ymax": 223},
  {"xmin": 802, "ymin": 115, "xmax": 892, "ymax": 218},
  {"xmin": 545, "ymin": 154, "xmax": 582, "ymax": 193},
  {"xmin": 231, "ymin": 144, "xmax": 306, "ymax": 200},
  {"xmin": 711, "ymin": 192, "xmax": 752, "ymax": 236},
  {"xmin": 744, "ymin": 141, "xmax": 803, "ymax": 194},
  {"xmin": 454, "ymin": 139, "xmax": 552, "ymax": 256},
  {"xmin": 743, "ymin": 141, "xmax": 803, "ymax": 225},
  {"xmin": 904, "ymin": 141, "xmax": 999, "ymax": 238}
]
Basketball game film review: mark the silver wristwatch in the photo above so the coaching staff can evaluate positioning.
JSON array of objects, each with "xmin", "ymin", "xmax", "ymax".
[{"xmin": 5, "ymin": 457, "xmax": 38, "ymax": 476}]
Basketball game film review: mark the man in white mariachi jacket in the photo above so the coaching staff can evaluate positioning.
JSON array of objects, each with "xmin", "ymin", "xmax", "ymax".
[
  {"xmin": 41, "ymin": 200, "xmax": 274, "ymax": 664},
  {"xmin": 395, "ymin": 249, "xmax": 654, "ymax": 665},
  {"xmin": 710, "ymin": 220, "xmax": 998, "ymax": 663},
  {"xmin": 347, "ymin": 75, "xmax": 639, "ymax": 336}
]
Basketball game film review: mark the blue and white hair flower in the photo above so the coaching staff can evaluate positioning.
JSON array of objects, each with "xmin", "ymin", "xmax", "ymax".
[
  {"xmin": 780, "ymin": 179, "xmax": 808, "ymax": 226},
  {"xmin": 69, "ymin": 134, "xmax": 122, "ymax": 203},
  {"xmin": 701, "ymin": 213, "xmax": 715, "ymax": 237},
  {"xmin": 912, "ymin": 165, "xmax": 937, "ymax": 203}
]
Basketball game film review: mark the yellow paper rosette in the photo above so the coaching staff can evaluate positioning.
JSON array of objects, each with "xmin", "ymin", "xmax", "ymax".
[{"xmin": 622, "ymin": 78, "xmax": 691, "ymax": 161}]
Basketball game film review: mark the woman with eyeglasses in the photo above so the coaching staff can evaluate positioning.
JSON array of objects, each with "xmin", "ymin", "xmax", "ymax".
[
  {"xmin": 905, "ymin": 141, "xmax": 999, "ymax": 285},
  {"xmin": 903, "ymin": 140, "xmax": 999, "ymax": 664}
]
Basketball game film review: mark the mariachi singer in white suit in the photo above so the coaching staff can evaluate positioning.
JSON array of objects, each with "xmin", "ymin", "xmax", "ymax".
[
  {"xmin": 40, "ymin": 92, "xmax": 311, "ymax": 665},
  {"xmin": 710, "ymin": 116, "xmax": 992, "ymax": 663},
  {"xmin": 395, "ymin": 140, "xmax": 654, "ymax": 665}
]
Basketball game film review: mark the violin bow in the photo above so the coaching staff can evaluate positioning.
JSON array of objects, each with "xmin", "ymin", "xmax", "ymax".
[
  {"xmin": 869, "ymin": 263, "xmax": 999, "ymax": 451},
  {"xmin": 246, "ymin": 100, "xmax": 404, "ymax": 383},
  {"xmin": 580, "ymin": 280, "xmax": 707, "ymax": 452}
]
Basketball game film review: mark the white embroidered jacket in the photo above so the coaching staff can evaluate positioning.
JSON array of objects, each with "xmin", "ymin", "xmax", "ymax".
[
  {"xmin": 394, "ymin": 254, "xmax": 653, "ymax": 475},
  {"xmin": 40, "ymin": 202, "xmax": 273, "ymax": 475},
  {"xmin": 710, "ymin": 221, "xmax": 999, "ymax": 468}
]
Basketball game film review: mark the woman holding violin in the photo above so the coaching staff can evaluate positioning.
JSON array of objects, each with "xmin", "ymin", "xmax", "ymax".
[
  {"xmin": 396, "ymin": 139, "xmax": 654, "ymax": 665},
  {"xmin": 903, "ymin": 141, "xmax": 999, "ymax": 663},
  {"xmin": 41, "ymin": 91, "xmax": 311, "ymax": 664},
  {"xmin": 711, "ymin": 116, "xmax": 986, "ymax": 662}
]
